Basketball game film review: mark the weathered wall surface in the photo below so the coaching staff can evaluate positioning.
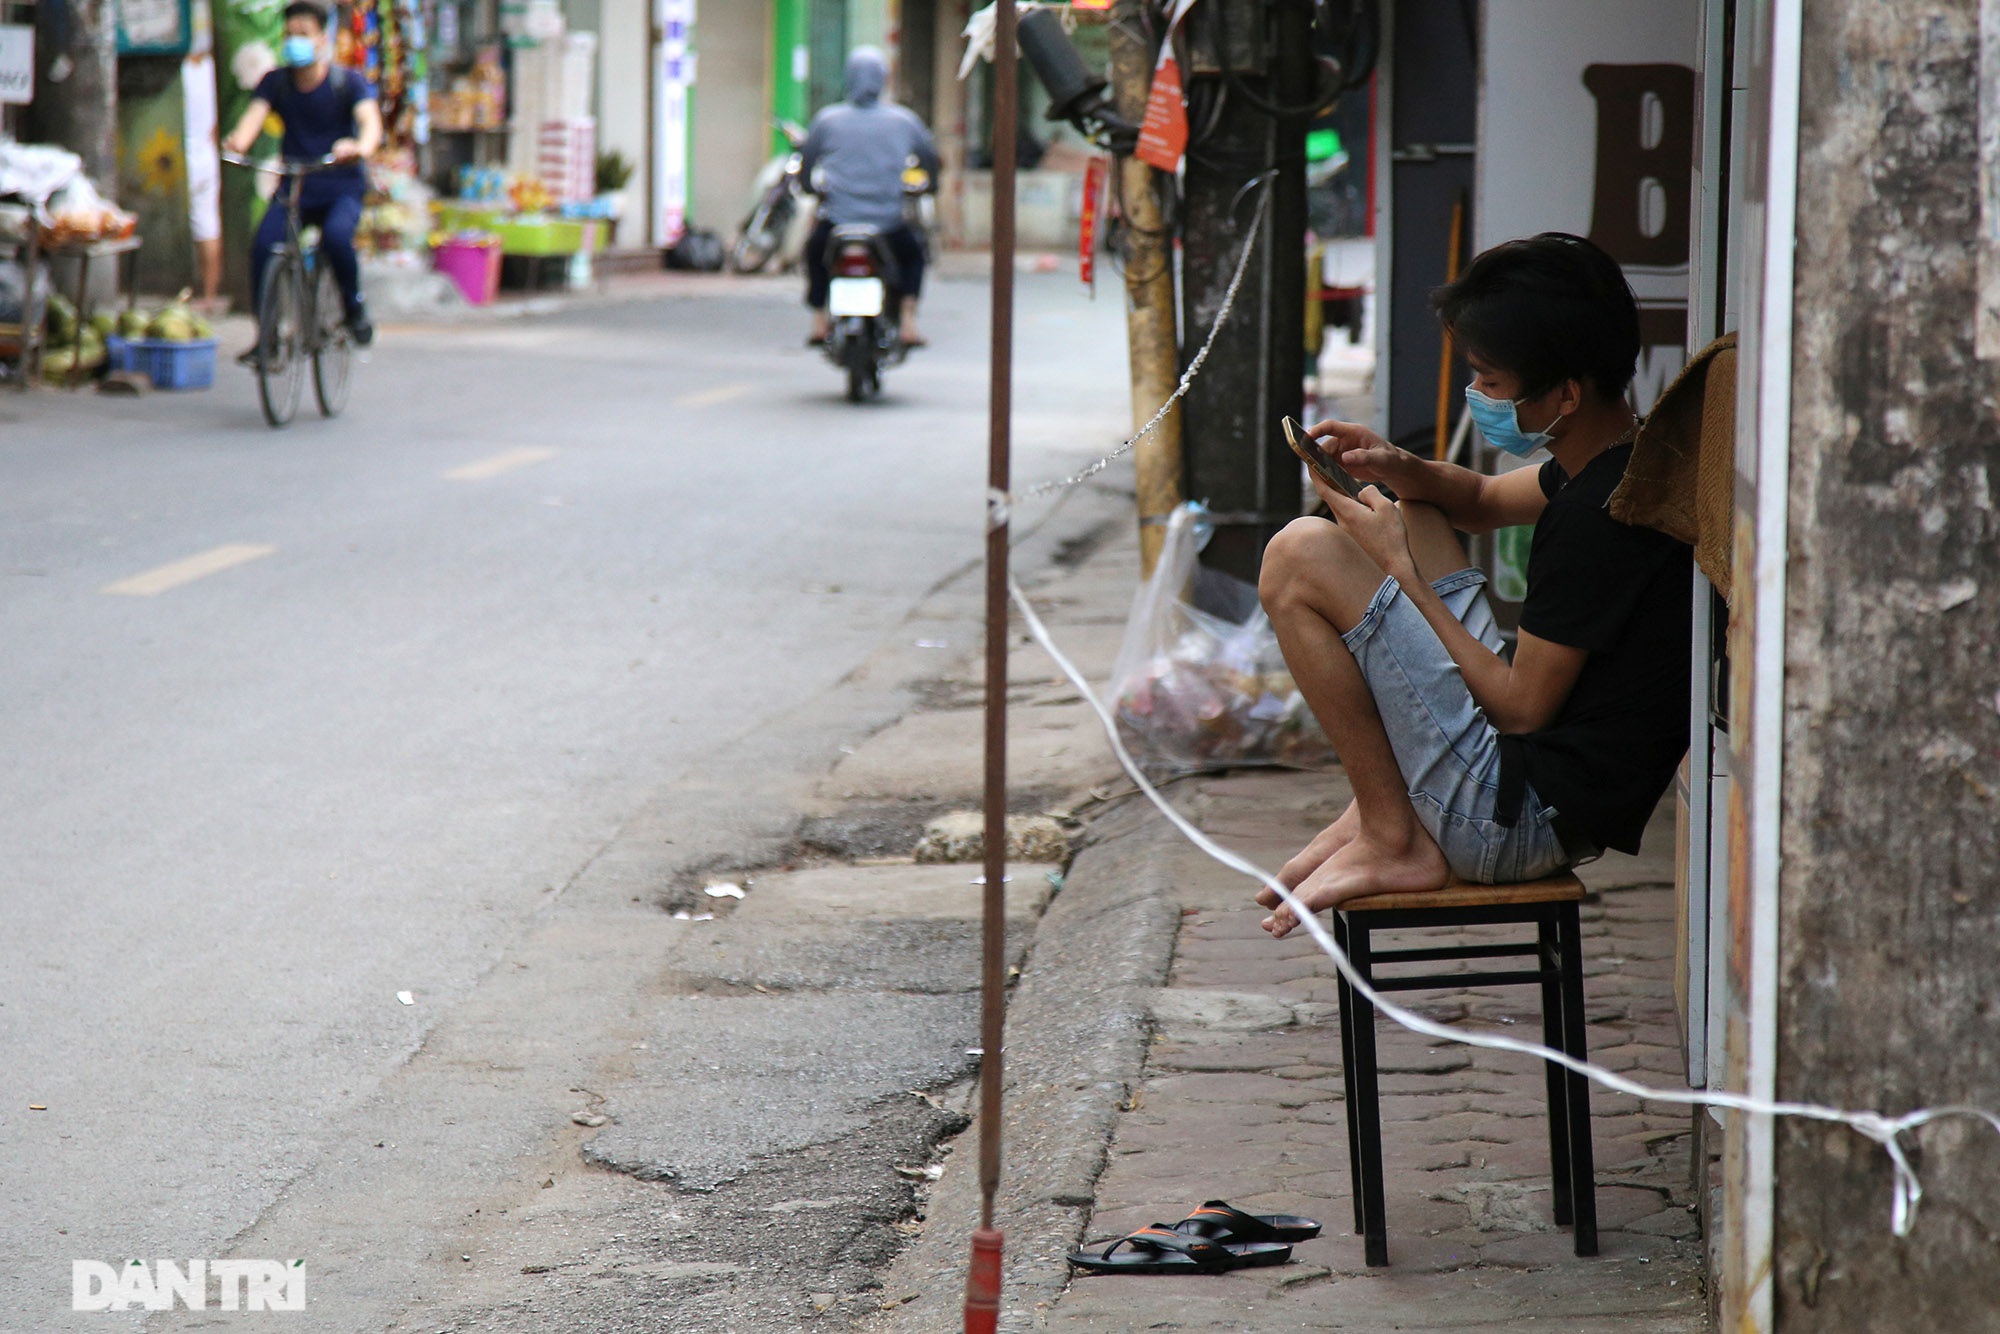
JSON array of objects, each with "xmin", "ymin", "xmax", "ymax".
[{"xmin": 1777, "ymin": 1, "xmax": 2000, "ymax": 1326}]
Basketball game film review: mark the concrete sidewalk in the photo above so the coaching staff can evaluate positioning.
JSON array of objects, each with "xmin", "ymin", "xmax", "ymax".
[{"xmin": 865, "ymin": 513, "xmax": 1709, "ymax": 1333}]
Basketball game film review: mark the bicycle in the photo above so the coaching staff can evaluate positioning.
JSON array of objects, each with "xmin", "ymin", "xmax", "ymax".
[{"xmin": 221, "ymin": 151, "xmax": 358, "ymax": 428}]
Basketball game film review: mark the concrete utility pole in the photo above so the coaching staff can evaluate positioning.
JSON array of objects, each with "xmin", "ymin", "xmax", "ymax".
[
  {"xmin": 1175, "ymin": 0, "xmax": 1310, "ymax": 583},
  {"xmin": 30, "ymin": 0, "xmax": 118, "ymax": 184},
  {"xmin": 1108, "ymin": 0, "xmax": 1181, "ymax": 579},
  {"xmin": 1769, "ymin": 1, "xmax": 2000, "ymax": 1325}
]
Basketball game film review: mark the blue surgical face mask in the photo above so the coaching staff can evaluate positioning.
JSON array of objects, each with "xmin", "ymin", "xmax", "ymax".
[
  {"xmin": 1464, "ymin": 384, "xmax": 1561, "ymax": 458},
  {"xmin": 282, "ymin": 34, "xmax": 319, "ymax": 68}
]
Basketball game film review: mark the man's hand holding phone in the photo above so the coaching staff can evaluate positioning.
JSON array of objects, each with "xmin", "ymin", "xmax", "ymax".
[
  {"xmin": 1283, "ymin": 417, "xmax": 1423, "ymax": 582},
  {"xmin": 1299, "ymin": 418, "xmax": 1429, "ymax": 498}
]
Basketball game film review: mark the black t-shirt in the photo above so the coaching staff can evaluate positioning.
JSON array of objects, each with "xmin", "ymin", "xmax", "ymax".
[
  {"xmin": 254, "ymin": 66, "xmax": 374, "ymax": 191},
  {"xmin": 1501, "ymin": 443, "xmax": 1692, "ymax": 853}
]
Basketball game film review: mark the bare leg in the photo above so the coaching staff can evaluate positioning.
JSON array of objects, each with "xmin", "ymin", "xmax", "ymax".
[
  {"xmin": 1256, "ymin": 515, "xmax": 1451, "ymax": 938},
  {"xmin": 194, "ymin": 238, "xmax": 224, "ymax": 312},
  {"xmin": 810, "ymin": 307, "xmax": 831, "ymax": 342},
  {"xmin": 899, "ymin": 298, "xmax": 924, "ymax": 345}
]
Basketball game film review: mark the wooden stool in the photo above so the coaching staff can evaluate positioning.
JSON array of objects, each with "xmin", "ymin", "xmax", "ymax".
[{"xmin": 1333, "ymin": 872, "xmax": 1597, "ymax": 1266}]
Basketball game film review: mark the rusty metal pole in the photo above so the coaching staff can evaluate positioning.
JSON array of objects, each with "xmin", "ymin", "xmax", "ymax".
[{"xmin": 965, "ymin": 2, "xmax": 1019, "ymax": 1331}]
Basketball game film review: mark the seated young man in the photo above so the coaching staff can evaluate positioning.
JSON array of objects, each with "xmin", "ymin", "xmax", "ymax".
[{"xmin": 1256, "ymin": 232, "xmax": 1691, "ymax": 938}]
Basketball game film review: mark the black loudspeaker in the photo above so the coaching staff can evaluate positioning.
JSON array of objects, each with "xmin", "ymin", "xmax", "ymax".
[{"xmin": 1017, "ymin": 9, "xmax": 1109, "ymax": 124}]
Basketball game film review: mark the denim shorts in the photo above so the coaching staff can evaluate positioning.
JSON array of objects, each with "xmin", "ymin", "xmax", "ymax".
[{"xmin": 1341, "ymin": 567, "xmax": 1573, "ymax": 884}]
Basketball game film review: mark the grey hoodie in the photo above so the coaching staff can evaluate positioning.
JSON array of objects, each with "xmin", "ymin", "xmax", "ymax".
[{"xmin": 798, "ymin": 48, "xmax": 940, "ymax": 230}]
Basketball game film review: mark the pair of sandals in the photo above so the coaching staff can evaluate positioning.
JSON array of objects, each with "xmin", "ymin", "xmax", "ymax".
[{"xmin": 1067, "ymin": 1199, "xmax": 1322, "ymax": 1275}]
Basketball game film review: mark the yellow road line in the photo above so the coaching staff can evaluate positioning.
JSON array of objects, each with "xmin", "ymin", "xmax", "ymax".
[
  {"xmin": 102, "ymin": 543, "xmax": 277, "ymax": 596},
  {"xmin": 672, "ymin": 382, "xmax": 751, "ymax": 409},
  {"xmin": 443, "ymin": 447, "xmax": 558, "ymax": 481}
]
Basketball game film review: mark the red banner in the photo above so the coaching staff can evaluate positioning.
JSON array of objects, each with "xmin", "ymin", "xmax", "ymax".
[{"xmin": 1079, "ymin": 155, "xmax": 1107, "ymax": 288}]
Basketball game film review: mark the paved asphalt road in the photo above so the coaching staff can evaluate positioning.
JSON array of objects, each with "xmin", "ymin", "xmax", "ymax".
[{"xmin": 0, "ymin": 267, "xmax": 1132, "ymax": 1330}]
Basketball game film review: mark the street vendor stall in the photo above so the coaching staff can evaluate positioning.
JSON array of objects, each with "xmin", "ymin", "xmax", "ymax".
[
  {"xmin": 432, "ymin": 192, "xmax": 605, "ymax": 295},
  {"xmin": 0, "ymin": 141, "xmax": 169, "ymax": 388}
]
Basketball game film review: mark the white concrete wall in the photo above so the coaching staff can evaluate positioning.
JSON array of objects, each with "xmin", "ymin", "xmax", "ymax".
[
  {"xmin": 595, "ymin": 0, "xmax": 653, "ymax": 246},
  {"xmin": 688, "ymin": 5, "xmax": 769, "ymax": 238},
  {"xmin": 849, "ymin": 0, "xmax": 889, "ymax": 50}
]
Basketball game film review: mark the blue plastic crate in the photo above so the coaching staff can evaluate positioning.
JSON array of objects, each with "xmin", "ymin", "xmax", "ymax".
[
  {"xmin": 131, "ymin": 338, "xmax": 218, "ymax": 390},
  {"xmin": 104, "ymin": 335, "xmax": 138, "ymax": 372}
]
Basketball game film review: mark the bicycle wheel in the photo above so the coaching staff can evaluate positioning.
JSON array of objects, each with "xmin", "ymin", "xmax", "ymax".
[
  {"xmin": 256, "ymin": 260, "xmax": 307, "ymax": 428},
  {"xmin": 311, "ymin": 263, "xmax": 352, "ymax": 418}
]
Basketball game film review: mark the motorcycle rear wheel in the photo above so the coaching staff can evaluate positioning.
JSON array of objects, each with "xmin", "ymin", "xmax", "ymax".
[{"xmin": 844, "ymin": 325, "xmax": 879, "ymax": 403}]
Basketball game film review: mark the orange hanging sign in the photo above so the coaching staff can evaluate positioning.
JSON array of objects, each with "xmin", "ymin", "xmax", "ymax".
[{"xmin": 1135, "ymin": 0, "xmax": 1198, "ymax": 172}]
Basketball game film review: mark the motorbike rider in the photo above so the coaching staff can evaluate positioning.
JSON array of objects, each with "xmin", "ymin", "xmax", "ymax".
[
  {"xmin": 222, "ymin": 0, "xmax": 381, "ymax": 358},
  {"xmin": 800, "ymin": 47, "xmax": 939, "ymax": 347}
]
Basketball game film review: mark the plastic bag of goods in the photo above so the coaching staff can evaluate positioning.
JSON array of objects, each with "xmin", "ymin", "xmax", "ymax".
[{"xmin": 1104, "ymin": 502, "xmax": 1336, "ymax": 776}]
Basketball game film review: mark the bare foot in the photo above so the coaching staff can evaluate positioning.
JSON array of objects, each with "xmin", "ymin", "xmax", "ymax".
[
  {"xmin": 1261, "ymin": 825, "xmax": 1450, "ymax": 939},
  {"xmin": 1257, "ymin": 800, "xmax": 1359, "ymax": 912}
]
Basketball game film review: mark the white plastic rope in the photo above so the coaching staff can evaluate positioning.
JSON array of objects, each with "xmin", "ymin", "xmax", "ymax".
[
  {"xmin": 1006, "ymin": 574, "xmax": 2000, "ymax": 1237},
  {"xmin": 1010, "ymin": 175, "xmax": 1275, "ymax": 506}
]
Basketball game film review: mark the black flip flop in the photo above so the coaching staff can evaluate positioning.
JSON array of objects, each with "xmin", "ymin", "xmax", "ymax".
[
  {"xmin": 1066, "ymin": 1224, "xmax": 1292, "ymax": 1275},
  {"xmin": 1171, "ymin": 1199, "xmax": 1323, "ymax": 1245}
]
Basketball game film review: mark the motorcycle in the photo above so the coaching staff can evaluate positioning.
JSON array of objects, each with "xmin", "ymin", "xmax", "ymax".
[
  {"xmin": 820, "ymin": 223, "xmax": 906, "ymax": 403},
  {"xmin": 728, "ymin": 121, "xmax": 812, "ymax": 274},
  {"xmin": 819, "ymin": 162, "xmax": 932, "ymax": 404}
]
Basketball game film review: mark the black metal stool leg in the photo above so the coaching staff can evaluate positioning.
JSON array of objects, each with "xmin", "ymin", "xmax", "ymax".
[
  {"xmin": 1538, "ymin": 915, "xmax": 1575, "ymax": 1225},
  {"xmin": 1556, "ymin": 902, "xmax": 1599, "ymax": 1256},
  {"xmin": 1345, "ymin": 921, "xmax": 1389, "ymax": 1266},
  {"xmin": 1334, "ymin": 912, "xmax": 1365, "ymax": 1234}
]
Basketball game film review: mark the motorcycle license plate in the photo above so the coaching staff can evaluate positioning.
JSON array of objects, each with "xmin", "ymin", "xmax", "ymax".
[{"xmin": 828, "ymin": 277, "xmax": 884, "ymax": 317}]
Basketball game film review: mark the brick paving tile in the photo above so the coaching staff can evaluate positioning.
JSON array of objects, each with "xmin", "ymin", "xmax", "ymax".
[
  {"xmin": 1150, "ymin": 1047, "xmax": 1295, "ymax": 1073},
  {"xmin": 1040, "ymin": 776, "xmax": 1702, "ymax": 1333},
  {"xmin": 1145, "ymin": 1071, "xmax": 1317, "ymax": 1103},
  {"xmin": 1292, "ymin": 1102, "xmax": 1352, "ymax": 1128},
  {"xmin": 1120, "ymin": 1099, "xmax": 1293, "ymax": 1130},
  {"xmin": 1625, "ymin": 1207, "xmax": 1703, "ymax": 1239},
  {"xmin": 1270, "ymin": 1062, "xmax": 1346, "ymax": 1081},
  {"xmin": 1176, "ymin": 933, "xmax": 1332, "ymax": 961},
  {"xmin": 1176, "ymin": 956, "xmax": 1329, "ymax": 988}
]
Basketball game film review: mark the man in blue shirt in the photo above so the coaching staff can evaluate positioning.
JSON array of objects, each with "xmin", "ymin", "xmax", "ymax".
[
  {"xmin": 222, "ymin": 0, "xmax": 382, "ymax": 352},
  {"xmin": 800, "ymin": 48, "xmax": 939, "ymax": 347}
]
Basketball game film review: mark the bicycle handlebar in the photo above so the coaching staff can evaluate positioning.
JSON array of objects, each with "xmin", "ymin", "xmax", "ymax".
[{"xmin": 220, "ymin": 151, "xmax": 346, "ymax": 175}]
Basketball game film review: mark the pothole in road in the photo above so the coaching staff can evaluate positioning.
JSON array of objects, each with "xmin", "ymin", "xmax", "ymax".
[{"xmin": 658, "ymin": 797, "xmax": 1072, "ymax": 914}]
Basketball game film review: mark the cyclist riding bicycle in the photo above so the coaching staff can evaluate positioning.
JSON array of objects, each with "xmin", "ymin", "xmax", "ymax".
[{"xmin": 221, "ymin": 0, "xmax": 380, "ymax": 362}]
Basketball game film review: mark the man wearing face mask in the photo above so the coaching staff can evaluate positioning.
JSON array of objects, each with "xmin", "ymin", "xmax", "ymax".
[
  {"xmin": 799, "ymin": 47, "xmax": 939, "ymax": 348},
  {"xmin": 222, "ymin": 0, "xmax": 382, "ymax": 356},
  {"xmin": 1254, "ymin": 232, "xmax": 1691, "ymax": 937}
]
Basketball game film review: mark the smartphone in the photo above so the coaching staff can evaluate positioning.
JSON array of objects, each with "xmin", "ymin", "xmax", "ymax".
[{"xmin": 1282, "ymin": 416, "xmax": 1367, "ymax": 500}]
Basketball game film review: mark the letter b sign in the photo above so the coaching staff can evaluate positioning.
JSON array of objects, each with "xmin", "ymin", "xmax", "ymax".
[{"xmin": 1582, "ymin": 63, "xmax": 1695, "ymax": 267}]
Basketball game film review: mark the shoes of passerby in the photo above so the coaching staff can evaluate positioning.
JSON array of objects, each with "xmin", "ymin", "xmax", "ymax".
[
  {"xmin": 346, "ymin": 311, "xmax": 374, "ymax": 347},
  {"xmin": 235, "ymin": 345, "xmax": 263, "ymax": 369},
  {"xmin": 1066, "ymin": 1225, "xmax": 1291, "ymax": 1275},
  {"xmin": 1169, "ymin": 1200, "xmax": 1322, "ymax": 1245}
]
